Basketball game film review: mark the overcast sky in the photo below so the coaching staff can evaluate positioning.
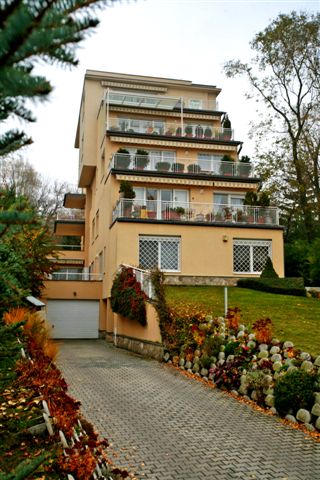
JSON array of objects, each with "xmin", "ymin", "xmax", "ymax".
[{"xmin": 18, "ymin": 0, "xmax": 319, "ymax": 185}]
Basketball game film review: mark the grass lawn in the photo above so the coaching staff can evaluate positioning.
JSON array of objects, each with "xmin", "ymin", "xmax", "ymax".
[{"xmin": 165, "ymin": 286, "xmax": 320, "ymax": 357}]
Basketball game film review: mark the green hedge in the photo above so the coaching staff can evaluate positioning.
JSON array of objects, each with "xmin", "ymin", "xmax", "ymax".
[{"xmin": 237, "ymin": 277, "xmax": 305, "ymax": 296}]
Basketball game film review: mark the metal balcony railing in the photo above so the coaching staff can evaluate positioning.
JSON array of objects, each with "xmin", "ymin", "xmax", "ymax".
[
  {"xmin": 113, "ymin": 199, "xmax": 279, "ymax": 226},
  {"xmin": 120, "ymin": 264, "xmax": 155, "ymax": 299},
  {"xmin": 107, "ymin": 118, "xmax": 234, "ymax": 141},
  {"xmin": 56, "ymin": 209, "xmax": 85, "ymax": 221},
  {"xmin": 54, "ymin": 244, "xmax": 83, "ymax": 251},
  {"xmin": 50, "ymin": 272, "xmax": 102, "ymax": 281},
  {"xmin": 110, "ymin": 153, "xmax": 252, "ymax": 177}
]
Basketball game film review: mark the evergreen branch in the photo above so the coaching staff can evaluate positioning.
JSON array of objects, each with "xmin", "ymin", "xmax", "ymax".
[{"xmin": 0, "ymin": 130, "xmax": 32, "ymax": 157}]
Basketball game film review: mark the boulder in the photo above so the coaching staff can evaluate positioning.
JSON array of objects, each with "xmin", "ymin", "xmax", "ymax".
[
  {"xmin": 272, "ymin": 361, "xmax": 282, "ymax": 371},
  {"xmin": 200, "ymin": 368, "xmax": 208, "ymax": 377},
  {"xmin": 283, "ymin": 341, "xmax": 294, "ymax": 349},
  {"xmin": 296, "ymin": 409, "xmax": 311, "ymax": 424},
  {"xmin": 311, "ymin": 403, "xmax": 320, "ymax": 417},
  {"xmin": 270, "ymin": 346, "xmax": 280, "ymax": 355},
  {"xmin": 314, "ymin": 356, "xmax": 320, "ymax": 367},
  {"xmin": 259, "ymin": 344, "xmax": 269, "ymax": 352},
  {"xmin": 300, "ymin": 352, "xmax": 311, "ymax": 361},
  {"xmin": 300, "ymin": 360, "xmax": 314, "ymax": 372},
  {"xmin": 258, "ymin": 350, "xmax": 269, "ymax": 359},
  {"xmin": 285, "ymin": 414, "xmax": 297, "ymax": 423},
  {"xmin": 179, "ymin": 358, "xmax": 185, "ymax": 367},
  {"xmin": 185, "ymin": 361, "xmax": 192, "ymax": 369},
  {"xmin": 271, "ymin": 353, "xmax": 282, "ymax": 362},
  {"xmin": 265, "ymin": 394, "xmax": 274, "ymax": 407},
  {"xmin": 316, "ymin": 417, "xmax": 320, "ymax": 431}
]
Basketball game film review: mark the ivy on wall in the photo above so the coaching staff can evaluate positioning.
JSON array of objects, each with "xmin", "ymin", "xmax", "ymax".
[{"xmin": 110, "ymin": 267, "xmax": 147, "ymax": 326}]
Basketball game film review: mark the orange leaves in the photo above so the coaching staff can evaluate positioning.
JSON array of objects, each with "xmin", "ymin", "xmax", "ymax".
[
  {"xmin": 226, "ymin": 307, "xmax": 241, "ymax": 333},
  {"xmin": 252, "ymin": 318, "xmax": 273, "ymax": 344},
  {"xmin": 3, "ymin": 307, "xmax": 28, "ymax": 325}
]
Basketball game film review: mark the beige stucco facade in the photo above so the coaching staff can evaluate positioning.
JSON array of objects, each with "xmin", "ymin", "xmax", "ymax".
[{"xmin": 47, "ymin": 71, "xmax": 284, "ymax": 340}]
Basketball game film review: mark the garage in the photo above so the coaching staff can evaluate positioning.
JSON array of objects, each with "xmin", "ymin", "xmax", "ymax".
[{"xmin": 46, "ymin": 300, "xmax": 99, "ymax": 339}]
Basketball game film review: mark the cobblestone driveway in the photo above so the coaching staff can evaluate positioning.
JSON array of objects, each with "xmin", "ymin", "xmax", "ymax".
[{"xmin": 57, "ymin": 340, "xmax": 320, "ymax": 480}]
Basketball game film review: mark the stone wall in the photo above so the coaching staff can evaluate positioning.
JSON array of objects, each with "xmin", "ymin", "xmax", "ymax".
[
  {"xmin": 164, "ymin": 275, "xmax": 239, "ymax": 286},
  {"xmin": 106, "ymin": 333, "xmax": 164, "ymax": 361}
]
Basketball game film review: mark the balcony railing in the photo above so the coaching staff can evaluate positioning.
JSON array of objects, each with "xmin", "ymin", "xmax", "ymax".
[
  {"xmin": 107, "ymin": 118, "xmax": 234, "ymax": 141},
  {"xmin": 113, "ymin": 199, "xmax": 279, "ymax": 226},
  {"xmin": 54, "ymin": 244, "xmax": 83, "ymax": 251},
  {"xmin": 120, "ymin": 264, "xmax": 155, "ymax": 299},
  {"xmin": 106, "ymin": 89, "xmax": 219, "ymax": 112},
  {"xmin": 110, "ymin": 153, "xmax": 252, "ymax": 178},
  {"xmin": 56, "ymin": 209, "xmax": 85, "ymax": 221},
  {"xmin": 50, "ymin": 272, "xmax": 102, "ymax": 281}
]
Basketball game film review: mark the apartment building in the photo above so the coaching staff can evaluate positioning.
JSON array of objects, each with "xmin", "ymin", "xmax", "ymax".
[{"xmin": 44, "ymin": 70, "xmax": 284, "ymax": 340}]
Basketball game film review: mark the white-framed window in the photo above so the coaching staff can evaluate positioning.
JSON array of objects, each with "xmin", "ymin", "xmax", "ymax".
[
  {"xmin": 133, "ymin": 188, "xmax": 188, "ymax": 216},
  {"xmin": 188, "ymin": 99, "xmax": 203, "ymax": 109},
  {"xmin": 139, "ymin": 236, "xmax": 181, "ymax": 272},
  {"xmin": 233, "ymin": 239, "xmax": 272, "ymax": 274},
  {"xmin": 118, "ymin": 118, "xmax": 165, "ymax": 135},
  {"xmin": 198, "ymin": 153, "xmax": 224, "ymax": 173}
]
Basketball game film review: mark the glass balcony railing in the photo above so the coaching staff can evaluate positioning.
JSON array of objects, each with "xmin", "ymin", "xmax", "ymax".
[
  {"xmin": 110, "ymin": 153, "xmax": 252, "ymax": 178},
  {"xmin": 113, "ymin": 199, "xmax": 279, "ymax": 226},
  {"xmin": 56, "ymin": 209, "xmax": 85, "ymax": 221},
  {"xmin": 107, "ymin": 118, "xmax": 234, "ymax": 141}
]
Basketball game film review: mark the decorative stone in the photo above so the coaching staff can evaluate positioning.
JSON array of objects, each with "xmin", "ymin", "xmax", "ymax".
[
  {"xmin": 247, "ymin": 341, "xmax": 256, "ymax": 349},
  {"xmin": 193, "ymin": 355, "xmax": 200, "ymax": 363},
  {"xmin": 271, "ymin": 338, "xmax": 280, "ymax": 345},
  {"xmin": 243, "ymin": 395, "xmax": 251, "ymax": 401},
  {"xmin": 218, "ymin": 351, "xmax": 225, "ymax": 360},
  {"xmin": 194, "ymin": 349, "xmax": 201, "ymax": 357},
  {"xmin": 287, "ymin": 366, "xmax": 298, "ymax": 373},
  {"xmin": 300, "ymin": 352, "xmax": 311, "ymax": 361},
  {"xmin": 264, "ymin": 387, "xmax": 274, "ymax": 396},
  {"xmin": 265, "ymin": 394, "xmax": 274, "ymax": 407},
  {"xmin": 240, "ymin": 374, "xmax": 248, "ymax": 385},
  {"xmin": 43, "ymin": 413, "xmax": 54, "ymax": 436},
  {"xmin": 194, "ymin": 372, "xmax": 200, "ymax": 377},
  {"xmin": 28, "ymin": 423, "xmax": 47, "ymax": 435},
  {"xmin": 238, "ymin": 385, "xmax": 248, "ymax": 395},
  {"xmin": 187, "ymin": 369, "xmax": 193, "ymax": 374},
  {"xmin": 311, "ymin": 403, "xmax": 320, "ymax": 417},
  {"xmin": 179, "ymin": 358, "xmax": 185, "ymax": 367},
  {"xmin": 305, "ymin": 423, "xmax": 315, "ymax": 432},
  {"xmin": 251, "ymin": 390, "xmax": 258, "ymax": 401},
  {"xmin": 218, "ymin": 359, "xmax": 225, "ymax": 366},
  {"xmin": 167, "ymin": 360, "xmax": 172, "ymax": 364},
  {"xmin": 163, "ymin": 352, "xmax": 170, "ymax": 362},
  {"xmin": 203, "ymin": 376, "xmax": 209, "ymax": 382},
  {"xmin": 208, "ymin": 373, "xmax": 214, "ymax": 380},
  {"xmin": 239, "ymin": 324, "xmax": 246, "ymax": 331},
  {"xmin": 272, "ymin": 361, "xmax": 282, "ymax": 371},
  {"xmin": 192, "ymin": 363, "xmax": 200, "ymax": 373},
  {"xmin": 226, "ymin": 355, "xmax": 234, "ymax": 362},
  {"xmin": 185, "ymin": 361, "xmax": 192, "ymax": 369},
  {"xmin": 285, "ymin": 414, "xmax": 297, "ymax": 423},
  {"xmin": 231, "ymin": 389, "xmax": 239, "ymax": 397},
  {"xmin": 258, "ymin": 350, "xmax": 269, "ymax": 359},
  {"xmin": 271, "ymin": 353, "xmax": 282, "ymax": 362},
  {"xmin": 316, "ymin": 417, "xmax": 320, "ymax": 431},
  {"xmin": 248, "ymin": 333, "xmax": 256, "ymax": 341},
  {"xmin": 284, "ymin": 358, "xmax": 294, "ymax": 366},
  {"xmin": 296, "ymin": 409, "xmax": 311, "ymax": 424},
  {"xmin": 314, "ymin": 392, "xmax": 320, "ymax": 404},
  {"xmin": 300, "ymin": 360, "xmax": 314, "ymax": 372},
  {"xmin": 283, "ymin": 341, "xmax": 294, "ymax": 349},
  {"xmin": 259, "ymin": 344, "xmax": 269, "ymax": 352},
  {"xmin": 270, "ymin": 346, "xmax": 280, "ymax": 355},
  {"xmin": 269, "ymin": 407, "xmax": 277, "ymax": 415},
  {"xmin": 237, "ymin": 331, "xmax": 245, "ymax": 339},
  {"xmin": 220, "ymin": 345, "xmax": 225, "ymax": 352},
  {"xmin": 200, "ymin": 368, "xmax": 208, "ymax": 377},
  {"xmin": 265, "ymin": 375, "xmax": 273, "ymax": 385},
  {"xmin": 314, "ymin": 356, "xmax": 320, "ymax": 367}
]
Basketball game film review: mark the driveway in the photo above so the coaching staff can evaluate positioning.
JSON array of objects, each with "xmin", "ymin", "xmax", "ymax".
[{"xmin": 57, "ymin": 340, "xmax": 320, "ymax": 480}]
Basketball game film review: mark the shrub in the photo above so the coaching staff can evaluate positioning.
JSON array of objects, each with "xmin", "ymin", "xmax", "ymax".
[
  {"xmin": 260, "ymin": 256, "xmax": 279, "ymax": 278},
  {"xmin": 237, "ymin": 277, "xmax": 305, "ymax": 296},
  {"xmin": 110, "ymin": 267, "xmax": 147, "ymax": 326},
  {"xmin": 226, "ymin": 307, "xmax": 241, "ymax": 333},
  {"xmin": 252, "ymin": 318, "xmax": 273, "ymax": 344},
  {"xmin": 203, "ymin": 334, "xmax": 225, "ymax": 358},
  {"xmin": 274, "ymin": 369, "xmax": 317, "ymax": 417}
]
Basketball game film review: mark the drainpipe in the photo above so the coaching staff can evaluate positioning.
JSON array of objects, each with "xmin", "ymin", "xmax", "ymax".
[
  {"xmin": 106, "ymin": 88, "xmax": 109, "ymax": 131},
  {"xmin": 180, "ymin": 97, "xmax": 183, "ymax": 136}
]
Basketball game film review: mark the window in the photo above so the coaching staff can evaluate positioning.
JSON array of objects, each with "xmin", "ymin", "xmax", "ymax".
[
  {"xmin": 233, "ymin": 239, "xmax": 272, "ymax": 274},
  {"xmin": 198, "ymin": 154, "xmax": 224, "ymax": 173},
  {"xmin": 91, "ymin": 218, "xmax": 95, "ymax": 243},
  {"xmin": 118, "ymin": 118, "xmax": 165, "ymax": 135},
  {"xmin": 139, "ymin": 236, "xmax": 180, "ymax": 271},
  {"xmin": 188, "ymin": 99, "xmax": 203, "ymax": 109},
  {"xmin": 95, "ymin": 210, "xmax": 99, "ymax": 238},
  {"xmin": 133, "ymin": 188, "xmax": 188, "ymax": 218}
]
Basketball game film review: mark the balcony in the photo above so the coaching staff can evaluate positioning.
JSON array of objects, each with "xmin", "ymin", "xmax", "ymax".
[
  {"xmin": 54, "ymin": 209, "xmax": 85, "ymax": 236},
  {"xmin": 112, "ymin": 199, "xmax": 279, "ymax": 226},
  {"xmin": 106, "ymin": 89, "xmax": 219, "ymax": 112},
  {"xmin": 110, "ymin": 153, "xmax": 252, "ymax": 178},
  {"xmin": 107, "ymin": 118, "xmax": 234, "ymax": 141},
  {"xmin": 49, "ymin": 271, "xmax": 103, "ymax": 281}
]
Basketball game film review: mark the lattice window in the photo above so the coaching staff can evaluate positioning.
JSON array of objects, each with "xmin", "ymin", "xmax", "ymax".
[
  {"xmin": 233, "ymin": 239, "xmax": 271, "ymax": 274},
  {"xmin": 139, "ymin": 236, "xmax": 180, "ymax": 272}
]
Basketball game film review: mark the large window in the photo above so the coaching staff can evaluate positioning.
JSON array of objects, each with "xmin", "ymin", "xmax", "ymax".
[
  {"xmin": 233, "ymin": 239, "xmax": 272, "ymax": 274},
  {"xmin": 198, "ymin": 154, "xmax": 224, "ymax": 173},
  {"xmin": 139, "ymin": 236, "xmax": 180, "ymax": 271}
]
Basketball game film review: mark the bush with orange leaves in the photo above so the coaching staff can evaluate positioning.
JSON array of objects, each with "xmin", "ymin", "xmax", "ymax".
[
  {"xmin": 3, "ymin": 307, "xmax": 57, "ymax": 360},
  {"xmin": 252, "ymin": 318, "xmax": 273, "ymax": 344},
  {"xmin": 226, "ymin": 307, "xmax": 241, "ymax": 334}
]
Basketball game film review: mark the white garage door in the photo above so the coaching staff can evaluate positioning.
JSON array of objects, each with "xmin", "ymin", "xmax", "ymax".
[{"xmin": 47, "ymin": 300, "xmax": 99, "ymax": 339}]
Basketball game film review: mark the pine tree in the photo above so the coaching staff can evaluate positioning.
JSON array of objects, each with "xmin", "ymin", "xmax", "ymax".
[{"xmin": 0, "ymin": 0, "xmax": 119, "ymax": 156}]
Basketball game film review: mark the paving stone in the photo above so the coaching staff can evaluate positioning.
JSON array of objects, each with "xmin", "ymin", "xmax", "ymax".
[{"xmin": 58, "ymin": 340, "xmax": 320, "ymax": 480}]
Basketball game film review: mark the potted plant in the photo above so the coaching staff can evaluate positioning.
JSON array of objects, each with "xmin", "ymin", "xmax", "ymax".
[
  {"xmin": 155, "ymin": 161, "xmax": 171, "ymax": 172},
  {"xmin": 116, "ymin": 148, "xmax": 130, "ymax": 169},
  {"xmin": 187, "ymin": 164, "xmax": 201, "ymax": 174},
  {"xmin": 239, "ymin": 155, "xmax": 251, "ymax": 177},
  {"xmin": 223, "ymin": 206, "xmax": 232, "ymax": 221},
  {"xmin": 165, "ymin": 128, "xmax": 174, "ymax": 136},
  {"xmin": 219, "ymin": 155, "xmax": 233, "ymax": 176},
  {"xmin": 185, "ymin": 125, "xmax": 193, "ymax": 137},
  {"xmin": 119, "ymin": 180, "xmax": 135, "ymax": 216},
  {"xmin": 172, "ymin": 162, "xmax": 184, "ymax": 173},
  {"xmin": 257, "ymin": 191, "xmax": 270, "ymax": 223},
  {"xmin": 195, "ymin": 125, "xmax": 204, "ymax": 138},
  {"xmin": 222, "ymin": 115, "xmax": 232, "ymax": 140},
  {"xmin": 204, "ymin": 127, "xmax": 212, "ymax": 138},
  {"xmin": 176, "ymin": 126, "xmax": 182, "ymax": 136},
  {"xmin": 135, "ymin": 149, "xmax": 149, "ymax": 170}
]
